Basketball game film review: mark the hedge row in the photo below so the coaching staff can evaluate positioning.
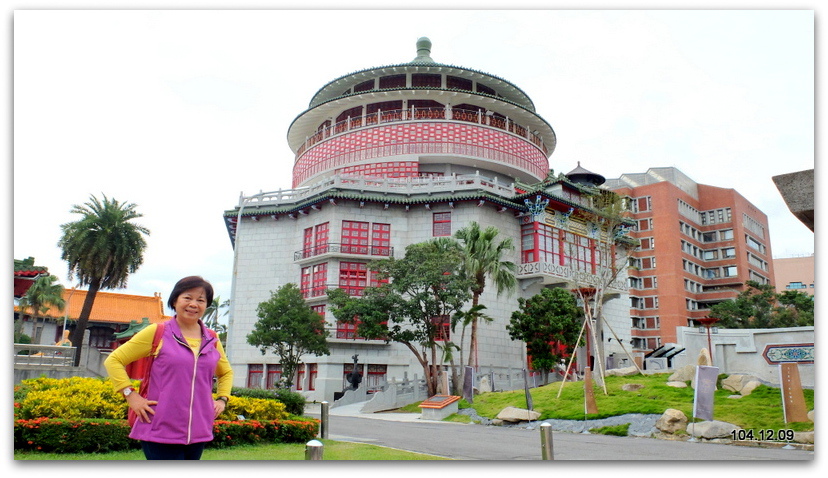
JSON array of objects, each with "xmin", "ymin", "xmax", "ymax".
[
  {"xmin": 15, "ymin": 377, "xmax": 295, "ymax": 422},
  {"xmin": 14, "ymin": 417, "xmax": 320, "ymax": 454}
]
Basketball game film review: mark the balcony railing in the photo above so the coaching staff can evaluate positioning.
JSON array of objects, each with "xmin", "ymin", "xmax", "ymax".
[
  {"xmin": 14, "ymin": 344, "xmax": 76, "ymax": 366},
  {"xmin": 296, "ymin": 107, "xmax": 549, "ymax": 157},
  {"xmin": 234, "ymin": 171, "xmax": 517, "ymax": 212},
  {"xmin": 517, "ymin": 261, "xmax": 628, "ymax": 292},
  {"xmin": 294, "ymin": 243, "xmax": 394, "ymax": 261}
]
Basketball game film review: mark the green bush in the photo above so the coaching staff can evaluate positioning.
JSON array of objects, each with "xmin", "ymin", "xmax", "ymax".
[
  {"xmin": 14, "ymin": 418, "xmax": 138, "ymax": 453},
  {"xmin": 589, "ymin": 423, "xmax": 629, "ymax": 436},
  {"xmin": 218, "ymin": 395, "xmax": 288, "ymax": 421},
  {"xmin": 16, "ymin": 377, "xmax": 129, "ymax": 420},
  {"xmin": 15, "ymin": 377, "xmax": 292, "ymax": 422},
  {"xmin": 230, "ymin": 387, "xmax": 306, "ymax": 415},
  {"xmin": 15, "ymin": 417, "xmax": 320, "ymax": 454}
]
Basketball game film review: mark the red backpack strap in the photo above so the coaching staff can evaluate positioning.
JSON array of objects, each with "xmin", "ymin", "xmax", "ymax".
[{"xmin": 150, "ymin": 323, "xmax": 165, "ymax": 355}]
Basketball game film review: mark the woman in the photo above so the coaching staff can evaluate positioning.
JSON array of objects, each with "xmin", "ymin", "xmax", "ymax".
[{"xmin": 105, "ymin": 276, "xmax": 233, "ymax": 460}]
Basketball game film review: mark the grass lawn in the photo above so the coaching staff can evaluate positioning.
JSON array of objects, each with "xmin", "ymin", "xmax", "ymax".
[
  {"xmin": 464, "ymin": 372, "xmax": 814, "ymax": 432},
  {"xmin": 14, "ymin": 439, "xmax": 450, "ymax": 460}
]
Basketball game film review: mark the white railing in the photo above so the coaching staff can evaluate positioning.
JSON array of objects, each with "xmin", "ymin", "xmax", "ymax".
[
  {"xmin": 296, "ymin": 107, "xmax": 549, "ymax": 157},
  {"xmin": 235, "ymin": 172, "xmax": 517, "ymax": 210},
  {"xmin": 14, "ymin": 344, "xmax": 76, "ymax": 367},
  {"xmin": 518, "ymin": 261, "xmax": 629, "ymax": 292}
]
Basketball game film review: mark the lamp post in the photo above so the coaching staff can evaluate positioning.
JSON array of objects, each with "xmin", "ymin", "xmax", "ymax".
[{"xmin": 696, "ymin": 316, "xmax": 720, "ymax": 366}]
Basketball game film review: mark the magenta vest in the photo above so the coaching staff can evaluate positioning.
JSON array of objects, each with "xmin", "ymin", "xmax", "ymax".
[{"xmin": 129, "ymin": 318, "xmax": 220, "ymax": 444}]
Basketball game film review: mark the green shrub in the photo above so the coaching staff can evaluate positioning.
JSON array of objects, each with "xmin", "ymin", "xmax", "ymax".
[
  {"xmin": 16, "ymin": 377, "xmax": 129, "ymax": 420},
  {"xmin": 230, "ymin": 387, "xmax": 306, "ymax": 415},
  {"xmin": 589, "ymin": 423, "xmax": 629, "ymax": 436},
  {"xmin": 15, "ymin": 417, "xmax": 320, "ymax": 453},
  {"xmin": 218, "ymin": 395, "xmax": 288, "ymax": 421},
  {"xmin": 15, "ymin": 377, "xmax": 291, "ymax": 422},
  {"xmin": 14, "ymin": 418, "xmax": 138, "ymax": 453}
]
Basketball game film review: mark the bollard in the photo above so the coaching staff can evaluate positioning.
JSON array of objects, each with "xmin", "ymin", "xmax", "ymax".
[
  {"xmin": 540, "ymin": 423, "xmax": 554, "ymax": 460},
  {"xmin": 320, "ymin": 401, "xmax": 329, "ymax": 439},
  {"xmin": 305, "ymin": 439, "xmax": 324, "ymax": 460}
]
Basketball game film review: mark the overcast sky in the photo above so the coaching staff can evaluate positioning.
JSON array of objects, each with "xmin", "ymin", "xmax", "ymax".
[{"xmin": 9, "ymin": 7, "xmax": 816, "ymax": 307}]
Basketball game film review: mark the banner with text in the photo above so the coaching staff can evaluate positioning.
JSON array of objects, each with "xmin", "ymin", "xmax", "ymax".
[{"xmin": 693, "ymin": 365, "xmax": 719, "ymax": 421}]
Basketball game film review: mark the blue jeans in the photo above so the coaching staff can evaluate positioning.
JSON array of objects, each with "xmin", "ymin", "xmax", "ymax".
[{"xmin": 141, "ymin": 441, "xmax": 206, "ymax": 460}]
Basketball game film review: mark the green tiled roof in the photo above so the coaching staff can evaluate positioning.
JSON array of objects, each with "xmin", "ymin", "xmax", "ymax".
[{"xmin": 14, "ymin": 257, "xmax": 48, "ymax": 277}]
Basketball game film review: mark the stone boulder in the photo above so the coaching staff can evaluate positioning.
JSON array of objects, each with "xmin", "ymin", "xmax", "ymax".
[
  {"xmin": 722, "ymin": 374, "xmax": 762, "ymax": 393},
  {"xmin": 606, "ymin": 366, "xmax": 638, "ymax": 377},
  {"xmin": 496, "ymin": 406, "xmax": 541, "ymax": 423},
  {"xmin": 721, "ymin": 374, "xmax": 744, "ymax": 392},
  {"xmin": 794, "ymin": 431, "xmax": 814, "ymax": 444},
  {"xmin": 656, "ymin": 409, "xmax": 687, "ymax": 434},
  {"xmin": 688, "ymin": 420, "xmax": 740, "ymax": 440},
  {"xmin": 697, "ymin": 348, "xmax": 712, "ymax": 366},
  {"xmin": 740, "ymin": 380, "xmax": 762, "ymax": 396},
  {"xmin": 666, "ymin": 381, "xmax": 688, "ymax": 388},
  {"xmin": 808, "ymin": 410, "xmax": 814, "ymax": 422},
  {"xmin": 622, "ymin": 383, "xmax": 644, "ymax": 392},
  {"xmin": 668, "ymin": 365, "xmax": 695, "ymax": 383}
]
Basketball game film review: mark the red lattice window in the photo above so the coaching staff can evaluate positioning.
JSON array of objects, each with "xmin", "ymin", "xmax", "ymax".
[
  {"xmin": 433, "ymin": 212, "xmax": 451, "ymax": 237},
  {"xmin": 372, "ymin": 223, "xmax": 391, "ymax": 256},
  {"xmin": 342, "ymin": 220, "xmax": 370, "ymax": 254}
]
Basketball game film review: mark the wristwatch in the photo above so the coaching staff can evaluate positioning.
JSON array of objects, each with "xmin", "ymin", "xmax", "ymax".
[
  {"xmin": 216, "ymin": 396, "xmax": 229, "ymax": 404},
  {"xmin": 123, "ymin": 387, "xmax": 135, "ymax": 397}
]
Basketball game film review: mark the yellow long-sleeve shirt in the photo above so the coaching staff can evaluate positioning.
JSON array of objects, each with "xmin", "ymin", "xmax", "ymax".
[{"xmin": 104, "ymin": 323, "xmax": 233, "ymax": 398}]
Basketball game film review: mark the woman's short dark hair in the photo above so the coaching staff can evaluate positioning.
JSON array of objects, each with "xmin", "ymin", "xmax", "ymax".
[{"xmin": 168, "ymin": 276, "xmax": 214, "ymax": 310}]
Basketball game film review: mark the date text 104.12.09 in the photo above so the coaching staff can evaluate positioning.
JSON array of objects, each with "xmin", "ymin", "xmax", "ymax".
[{"xmin": 730, "ymin": 429, "xmax": 795, "ymax": 441}]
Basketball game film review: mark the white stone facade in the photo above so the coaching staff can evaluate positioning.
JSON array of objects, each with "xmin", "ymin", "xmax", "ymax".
[{"xmin": 223, "ymin": 38, "xmax": 634, "ymax": 402}]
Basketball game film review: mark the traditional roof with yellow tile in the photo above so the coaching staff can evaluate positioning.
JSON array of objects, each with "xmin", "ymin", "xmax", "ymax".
[{"xmin": 35, "ymin": 289, "xmax": 171, "ymax": 325}]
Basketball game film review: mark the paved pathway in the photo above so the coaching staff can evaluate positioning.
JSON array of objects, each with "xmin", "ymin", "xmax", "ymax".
[{"xmin": 307, "ymin": 402, "xmax": 814, "ymax": 461}]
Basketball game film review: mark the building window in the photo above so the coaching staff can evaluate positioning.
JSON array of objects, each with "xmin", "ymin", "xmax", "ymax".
[
  {"xmin": 640, "ymin": 257, "xmax": 656, "ymax": 270},
  {"xmin": 702, "ymin": 231, "xmax": 717, "ymax": 243},
  {"xmin": 302, "ymin": 222, "xmax": 330, "ymax": 258},
  {"xmin": 723, "ymin": 266, "xmax": 738, "ymax": 277},
  {"xmin": 720, "ymin": 229, "xmax": 734, "ymax": 241},
  {"xmin": 638, "ymin": 218, "xmax": 652, "ymax": 231},
  {"xmin": 266, "ymin": 364, "xmax": 282, "ymax": 389},
  {"xmin": 635, "ymin": 196, "xmax": 651, "ymax": 213},
  {"xmin": 301, "ymin": 263, "xmax": 328, "ymax": 298},
  {"xmin": 432, "ymin": 315, "xmax": 451, "ymax": 341},
  {"xmin": 247, "ymin": 364, "xmax": 263, "ymax": 388},
  {"xmin": 308, "ymin": 364, "xmax": 318, "ymax": 390},
  {"xmin": 339, "ymin": 261, "xmax": 369, "ymax": 296},
  {"xmin": 722, "ymin": 247, "xmax": 736, "ymax": 258},
  {"xmin": 433, "ymin": 212, "xmax": 451, "ymax": 237},
  {"xmin": 639, "ymin": 237, "xmax": 654, "ymax": 250},
  {"xmin": 342, "ymin": 220, "xmax": 370, "ymax": 254},
  {"xmin": 372, "ymin": 223, "xmax": 391, "ymax": 256},
  {"xmin": 745, "ymin": 235, "xmax": 765, "ymax": 254}
]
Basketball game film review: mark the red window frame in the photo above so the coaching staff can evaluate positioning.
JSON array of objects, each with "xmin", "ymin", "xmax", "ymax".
[
  {"xmin": 433, "ymin": 212, "xmax": 451, "ymax": 237},
  {"xmin": 339, "ymin": 261, "xmax": 368, "ymax": 296},
  {"xmin": 247, "ymin": 364, "xmax": 263, "ymax": 389},
  {"xmin": 432, "ymin": 315, "xmax": 451, "ymax": 341},
  {"xmin": 265, "ymin": 364, "xmax": 282, "ymax": 389},
  {"xmin": 342, "ymin": 220, "xmax": 370, "ymax": 254},
  {"xmin": 372, "ymin": 223, "xmax": 391, "ymax": 256}
]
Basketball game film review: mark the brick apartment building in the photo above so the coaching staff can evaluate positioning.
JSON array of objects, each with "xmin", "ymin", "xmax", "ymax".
[{"xmin": 605, "ymin": 167, "xmax": 774, "ymax": 349}]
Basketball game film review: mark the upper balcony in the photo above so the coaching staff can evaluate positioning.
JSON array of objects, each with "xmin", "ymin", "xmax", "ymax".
[
  {"xmin": 295, "ymin": 107, "xmax": 549, "ymax": 158},
  {"xmin": 294, "ymin": 243, "xmax": 394, "ymax": 263},
  {"xmin": 517, "ymin": 261, "xmax": 628, "ymax": 295}
]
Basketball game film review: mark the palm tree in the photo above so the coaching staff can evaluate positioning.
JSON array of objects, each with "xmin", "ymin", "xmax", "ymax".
[
  {"xmin": 17, "ymin": 274, "xmax": 66, "ymax": 344},
  {"xmin": 455, "ymin": 222, "xmax": 517, "ymax": 369},
  {"xmin": 58, "ymin": 194, "xmax": 149, "ymax": 366},
  {"xmin": 203, "ymin": 296, "xmax": 230, "ymax": 345}
]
